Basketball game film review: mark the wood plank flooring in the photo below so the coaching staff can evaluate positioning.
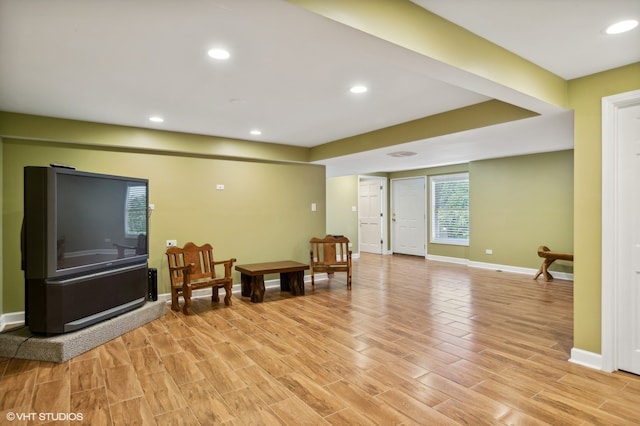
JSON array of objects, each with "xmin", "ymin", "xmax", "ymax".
[{"xmin": 2, "ymin": 253, "xmax": 640, "ymax": 425}]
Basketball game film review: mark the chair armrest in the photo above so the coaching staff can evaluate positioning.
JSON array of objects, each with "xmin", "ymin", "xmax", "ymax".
[
  {"xmin": 211, "ymin": 258, "xmax": 236, "ymax": 278},
  {"xmin": 212, "ymin": 258, "xmax": 236, "ymax": 266},
  {"xmin": 169, "ymin": 263, "xmax": 196, "ymax": 284},
  {"xmin": 169, "ymin": 263, "xmax": 195, "ymax": 273}
]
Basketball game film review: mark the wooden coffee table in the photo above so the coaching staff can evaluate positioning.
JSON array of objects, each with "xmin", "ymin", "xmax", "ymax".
[{"xmin": 235, "ymin": 260, "xmax": 309, "ymax": 303}]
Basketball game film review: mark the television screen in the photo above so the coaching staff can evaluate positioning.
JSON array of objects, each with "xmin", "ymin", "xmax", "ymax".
[{"xmin": 55, "ymin": 172, "xmax": 148, "ymax": 272}]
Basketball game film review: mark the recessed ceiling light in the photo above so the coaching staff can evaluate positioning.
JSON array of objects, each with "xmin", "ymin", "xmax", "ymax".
[
  {"xmin": 605, "ymin": 19, "xmax": 638, "ymax": 35},
  {"xmin": 250, "ymin": 130, "xmax": 262, "ymax": 136},
  {"xmin": 148, "ymin": 116, "xmax": 164, "ymax": 123},
  {"xmin": 350, "ymin": 85, "xmax": 368, "ymax": 94},
  {"xmin": 207, "ymin": 48, "xmax": 230, "ymax": 60}
]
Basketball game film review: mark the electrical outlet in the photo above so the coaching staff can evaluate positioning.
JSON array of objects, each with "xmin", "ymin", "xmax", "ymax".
[
  {"xmin": 216, "ymin": 184, "xmax": 225, "ymax": 190},
  {"xmin": 166, "ymin": 240, "xmax": 177, "ymax": 247},
  {"xmin": 485, "ymin": 249, "xmax": 493, "ymax": 255}
]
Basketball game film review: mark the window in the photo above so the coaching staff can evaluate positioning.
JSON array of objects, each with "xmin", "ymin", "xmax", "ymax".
[
  {"xmin": 430, "ymin": 173, "xmax": 469, "ymax": 245},
  {"xmin": 125, "ymin": 184, "xmax": 147, "ymax": 237}
]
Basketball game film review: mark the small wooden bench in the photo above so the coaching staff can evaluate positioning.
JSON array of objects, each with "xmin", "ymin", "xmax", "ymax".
[{"xmin": 534, "ymin": 245, "xmax": 573, "ymax": 282}]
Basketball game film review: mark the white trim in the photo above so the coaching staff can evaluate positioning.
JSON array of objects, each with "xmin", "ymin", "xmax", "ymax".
[
  {"xmin": 427, "ymin": 254, "xmax": 469, "ymax": 265},
  {"xmin": 569, "ymin": 348, "xmax": 603, "ymax": 371},
  {"xmin": 1, "ymin": 274, "xmax": 328, "ymax": 330},
  {"xmin": 0, "ymin": 258, "xmax": 576, "ymax": 332},
  {"xmin": 601, "ymin": 89, "xmax": 640, "ymax": 373},
  {"xmin": 0, "ymin": 311, "xmax": 25, "ymax": 331},
  {"xmin": 427, "ymin": 255, "xmax": 574, "ymax": 281},
  {"xmin": 470, "ymin": 261, "xmax": 536, "ymax": 276}
]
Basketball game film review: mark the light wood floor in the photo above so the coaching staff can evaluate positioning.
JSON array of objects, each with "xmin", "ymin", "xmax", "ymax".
[{"xmin": 2, "ymin": 253, "xmax": 639, "ymax": 425}]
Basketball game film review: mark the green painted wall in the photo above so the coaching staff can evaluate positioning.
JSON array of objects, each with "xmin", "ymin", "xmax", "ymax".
[
  {"xmin": 328, "ymin": 153, "xmax": 573, "ymax": 267},
  {"xmin": 2, "ymin": 128, "xmax": 325, "ymax": 313},
  {"xmin": 469, "ymin": 151, "xmax": 573, "ymax": 269},
  {"xmin": 384, "ymin": 153, "xmax": 573, "ymax": 268},
  {"xmin": 569, "ymin": 62, "xmax": 640, "ymax": 354},
  {"xmin": 326, "ymin": 176, "xmax": 359, "ymax": 250},
  {"xmin": 0, "ymin": 138, "xmax": 3, "ymax": 314},
  {"xmin": 0, "ymin": 112, "xmax": 310, "ymax": 163}
]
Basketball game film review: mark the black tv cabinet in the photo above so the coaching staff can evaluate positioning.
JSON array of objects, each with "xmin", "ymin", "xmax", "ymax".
[{"xmin": 26, "ymin": 263, "xmax": 148, "ymax": 334}]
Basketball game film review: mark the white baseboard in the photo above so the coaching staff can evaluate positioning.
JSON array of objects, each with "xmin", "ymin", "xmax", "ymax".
[
  {"xmin": 0, "ymin": 259, "xmax": 573, "ymax": 332},
  {"xmin": 161, "ymin": 273, "xmax": 327, "ymax": 302},
  {"xmin": 569, "ymin": 348, "xmax": 603, "ymax": 371},
  {"xmin": 0, "ymin": 311, "xmax": 26, "ymax": 331},
  {"xmin": 427, "ymin": 254, "xmax": 469, "ymax": 265},
  {"xmin": 427, "ymin": 254, "xmax": 574, "ymax": 282},
  {"xmin": 1, "ymin": 273, "xmax": 330, "ymax": 329}
]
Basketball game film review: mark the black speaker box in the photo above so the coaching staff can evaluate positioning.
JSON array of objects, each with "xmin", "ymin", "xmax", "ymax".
[{"xmin": 148, "ymin": 268, "xmax": 158, "ymax": 301}]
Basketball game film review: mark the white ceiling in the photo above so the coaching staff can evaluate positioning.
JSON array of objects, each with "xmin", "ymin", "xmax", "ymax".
[{"xmin": 1, "ymin": 0, "xmax": 638, "ymax": 177}]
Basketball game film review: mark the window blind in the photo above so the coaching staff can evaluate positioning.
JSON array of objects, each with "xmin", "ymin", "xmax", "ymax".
[
  {"xmin": 431, "ymin": 173, "xmax": 469, "ymax": 245},
  {"xmin": 125, "ymin": 185, "xmax": 147, "ymax": 236}
]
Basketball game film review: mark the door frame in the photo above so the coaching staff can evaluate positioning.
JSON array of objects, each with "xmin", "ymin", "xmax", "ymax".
[
  {"xmin": 601, "ymin": 89, "xmax": 640, "ymax": 372},
  {"xmin": 358, "ymin": 175, "xmax": 387, "ymax": 255}
]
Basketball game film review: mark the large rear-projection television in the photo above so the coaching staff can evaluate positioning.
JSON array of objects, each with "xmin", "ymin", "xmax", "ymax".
[{"xmin": 23, "ymin": 166, "xmax": 149, "ymax": 334}]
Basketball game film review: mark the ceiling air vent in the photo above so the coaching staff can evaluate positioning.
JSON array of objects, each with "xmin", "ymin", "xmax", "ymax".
[{"xmin": 387, "ymin": 151, "xmax": 417, "ymax": 157}]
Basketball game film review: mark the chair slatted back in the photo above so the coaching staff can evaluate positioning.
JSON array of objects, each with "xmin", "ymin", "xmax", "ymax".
[
  {"xmin": 310, "ymin": 236, "xmax": 350, "ymax": 266},
  {"xmin": 309, "ymin": 235, "xmax": 352, "ymax": 289}
]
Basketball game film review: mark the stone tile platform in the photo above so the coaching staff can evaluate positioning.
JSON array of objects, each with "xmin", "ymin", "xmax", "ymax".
[{"xmin": 0, "ymin": 301, "xmax": 165, "ymax": 363}]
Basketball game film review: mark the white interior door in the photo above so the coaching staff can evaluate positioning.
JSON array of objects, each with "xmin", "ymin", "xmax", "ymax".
[
  {"xmin": 617, "ymin": 101, "xmax": 640, "ymax": 375},
  {"xmin": 391, "ymin": 177, "xmax": 425, "ymax": 256},
  {"xmin": 359, "ymin": 177, "xmax": 384, "ymax": 254}
]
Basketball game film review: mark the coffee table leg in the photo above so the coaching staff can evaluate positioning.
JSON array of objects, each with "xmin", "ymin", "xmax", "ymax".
[
  {"xmin": 280, "ymin": 273, "xmax": 291, "ymax": 292},
  {"xmin": 284, "ymin": 271, "xmax": 305, "ymax": 296},
  {"xmin": 241, "ymin": 273, "xmax": 252, "ymax": 297},
  {"xmin": 251, "ymin": 275, "xmax": 265, "ymax": 303}
]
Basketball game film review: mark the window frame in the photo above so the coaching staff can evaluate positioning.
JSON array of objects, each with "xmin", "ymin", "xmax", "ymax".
[{"xmin": 430, "ymin": 172, "xmax": 469, "ymax": 246}]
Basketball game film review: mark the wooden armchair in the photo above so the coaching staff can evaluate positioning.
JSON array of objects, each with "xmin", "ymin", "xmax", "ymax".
[
  {"xmin": 166, "ymin": 242, "xmax": 236, "ymax": 315},
  {"xmin": 310, "ymin": 235, "xmax": 352, "ymax": 289}
]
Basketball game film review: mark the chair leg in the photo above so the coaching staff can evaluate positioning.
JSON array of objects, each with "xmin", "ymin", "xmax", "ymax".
[
  {"xmin": 535, "ymin": 258, "xmax": 556, "ymax": 282},
  {"xmin": 534, "ymin": 266, "xmax": 543, "ymax": 280},
  {"xmin": 182, "ymin": 283, "xmax": 193, "ymax": 315},
  {"xmin": 171, "ymin": 289, "xmax": 180, "ymax": 312},
  {"xmin": 212, "ymin": 287, "xmax": 220, "ymax": 303},
  {"xmin": 224, "ymin": 283, "xmax": 233, "ymax": 306},
  {"xmin": 542, "ymin": 258, "xmax": 555, "ymax": 282}
]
